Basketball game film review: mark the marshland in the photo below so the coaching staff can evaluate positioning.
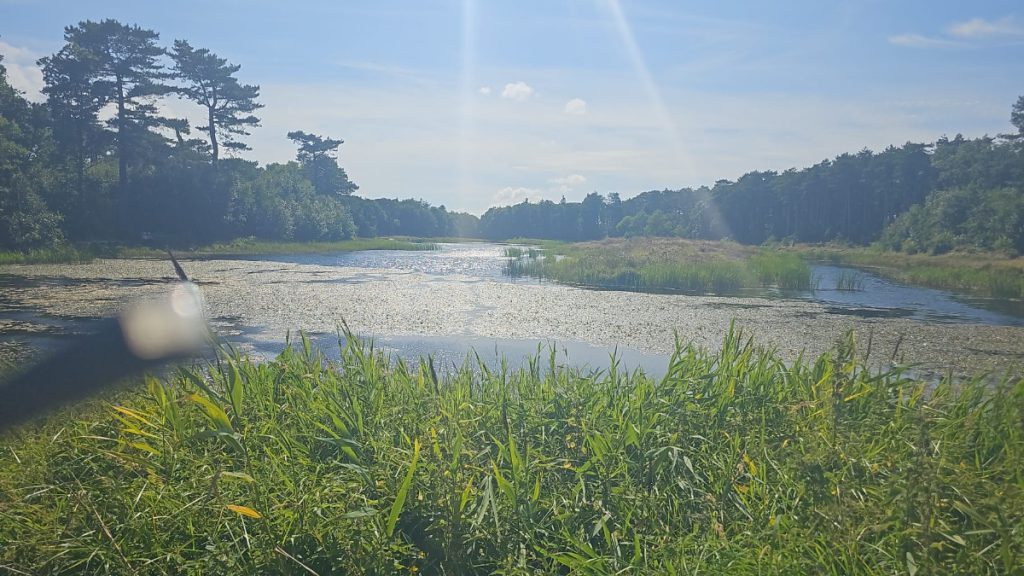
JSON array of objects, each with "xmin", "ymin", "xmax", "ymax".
[{"xmin": 3, "ymin": 4, "xmax": 1024, "ymax": 574}]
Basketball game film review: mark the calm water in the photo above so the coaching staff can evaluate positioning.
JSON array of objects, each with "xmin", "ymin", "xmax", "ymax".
[
  {"xmin": 251, "ymin": 243, "xmax": 1024, "ymax": 327},
  {"xmin": 245, "ymin": 243, "xmax": 521, "ymax": 282},
  {"xmin": 807, "ymin": 265, "xmax": 1024, "ymax": 327},
  {"xmin": 3, "ymin": 242, "xmax": 1023, "ymax": 377},
  {"xmin": 220, "ymin": 243, "xmax": 1024, "ymax": 373}
]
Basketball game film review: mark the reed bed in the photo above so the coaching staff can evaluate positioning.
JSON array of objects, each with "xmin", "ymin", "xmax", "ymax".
[
  {"xmin": 0, "ymin": 245, "xmax": 95, "ymax": 265},
  {"xmin": 834, "ymin": 269, "xmax": 865, "ymax": 292},
  {"xmin": 505, "ymin": 245, "xmax": 812, "ymax": 295},
  {"xmin": 1, "ymin": 329, "xmax": 1021, "ymax": 574},
  {"xmin": 797, "ymin": 246, "xmax": 1024, "ymax": 299}
]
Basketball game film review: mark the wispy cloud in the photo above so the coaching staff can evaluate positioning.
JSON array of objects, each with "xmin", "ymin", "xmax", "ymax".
[
  {"xmin": 493, "ymin": 174, "xmax": 588, "ymax": 206},
  {"xmin": 948, "ymin": 16, "xmax": 1024, "ymax": 39},
  {"xmin": 891, "ymin": 15, "xmax": 1024, "ymax": 49},
  {"xmin": 501, "ymin": 81, "xmax": 534, "ymax": 101},
  {"xmin": 478, "ymin": 86, "xmax": 491, "ymax": 95},
  {"xmin": 492, "ymin": 186, "xmax": 544, "ymax": 205},
  {"xmin": 550, "ymin": 174, "xmax": 586, "ymax": 186},
  {"xmin": 564, "ymin": 98, "xmax": 587, "ymax": 115},
  {"xmin": 888, "ymin": 34, "xmax": 960, "ymax": 49}
]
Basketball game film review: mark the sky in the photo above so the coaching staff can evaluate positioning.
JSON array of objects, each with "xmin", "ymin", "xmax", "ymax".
[{"xmin": 2, "ymin": 0, "xmax": 1023, "ymax": 214}]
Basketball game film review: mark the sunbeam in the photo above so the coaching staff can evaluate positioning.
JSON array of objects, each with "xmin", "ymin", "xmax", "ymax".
[
  {"xmin": 603, "ymin": 0, "xmax": 733, "ymax": 239},
  {"xmin": 457, "ymin": 0, "xmax": 479, "ymax": 202}
]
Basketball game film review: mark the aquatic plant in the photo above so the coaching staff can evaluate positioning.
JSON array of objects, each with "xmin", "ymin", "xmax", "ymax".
[
  {"xmin": 505, "ymin": 244, "xmax": 813, "ymax": 295},
  {"xmin": 1, "ymin": 329, "xmax": 1020, "ymax": 573},
  {"xmin": 834, "ymin": 269, "xmax": 865, "ymax": 291}
]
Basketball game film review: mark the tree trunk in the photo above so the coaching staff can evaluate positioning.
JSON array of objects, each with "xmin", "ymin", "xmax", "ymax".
[
  {"xmin": 208, "ymin": 91, "xmax": 219, "ymax": 163},
  {"xmin": 116, "ymin": 74, "xmax": 129, "ymax": 238},
  {"xmin": 116, "ymin": 75, "xmax": 127, "ymax": 200}
]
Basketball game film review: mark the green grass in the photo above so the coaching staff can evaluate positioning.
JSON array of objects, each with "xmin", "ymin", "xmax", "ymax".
[
  {"xmin": 1, "ymin": 328, "xmax": 1021, "ymax": 574},
  {"xmin": 506, "ymin": 241, "xmax": 812, "ymax": 295},
  {"xmin": 795, "ymin": 245, "xmax": 1024, "ymax": 299},
  {"xmin": 118, "ymin": 237, "xmax": 440, "ymax": 258},
  {"xmin": 834, "ymin": 269, "xmax": 865, "ymax": 292},
  {"xmin": 0, "ymin": 238, "xmax": 441, "ymax": 265},
  {"xmin": 0, "ymin": 245, "xmax": 95, "ymax": 265}
]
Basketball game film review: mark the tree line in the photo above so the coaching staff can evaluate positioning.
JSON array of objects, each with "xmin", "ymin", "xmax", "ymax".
[
  {"xmin": 0, "ymin": 20, "xmax": 476, "ymax": 250},
  {"xmin": 2, "ymin": 19, "xmax": 1022, "ymax": 254},
  {"xmin": 480, "ymin": 98, "xmax": 1024, "ymax": 255}
]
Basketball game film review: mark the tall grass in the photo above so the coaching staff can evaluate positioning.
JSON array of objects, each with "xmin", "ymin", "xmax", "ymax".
[
  {"xmin": 748, "ymin": 251, "xmax": 813, "ymax": 290},
  {"xmin": 1, "ymin": 329, "xmax": 1020, "ymax": 573},
  {"xmin": 0, "ymin": 239, "xmax": 440, "ymax": 266},
  {"xmin": 796, "ymin": 246, "xmax": 1024, "ymax": 299},
  {"xmin": 506, "ymin": 246, "xmax": 812, "ymax": 295},
  {"xmin": 118, "ymin": 237, "xmax": 440, "ymax": 258},
  {"xmin": 0, "ymin": 245, "xmax": 95, "ymax": 265},
  {"xmin": 834, "ymin": 269, "xmax": 865, "ymax": 291}
]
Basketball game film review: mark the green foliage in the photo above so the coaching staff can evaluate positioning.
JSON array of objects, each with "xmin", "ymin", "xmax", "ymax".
[
  {"xmin": 170, "ymin": 40, "xmax": 262, "ymax": 161},
  {"xmin": 797, "ymin": 246, "xmax": 1024, "ymax": 299},
  {"xmin": 506, "ymin": 241, "xmax": 812, "ymax": 295},
  {"xmin": 287, "ymin": 130, "xmax": 358, "ymax": 196},
  {"xmin": 1, "ymin": 330, "xmax": 1021, "ymax": 573},
  {"xmin": 880, "ymin": 185, "xmax": 1024, "ymax": 256},
  {"xmin": 748, "ymin": 251, "xmax": 813, "ymax": 290},
  {"xmin": 0, "ymin": 19, "xmax": 479, "ymax": 255}
]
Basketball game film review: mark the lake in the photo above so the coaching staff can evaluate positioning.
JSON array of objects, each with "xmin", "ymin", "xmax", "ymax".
[{"xmin": 2, "ymin": 242, "xmax": 1023, "ymax": 377}]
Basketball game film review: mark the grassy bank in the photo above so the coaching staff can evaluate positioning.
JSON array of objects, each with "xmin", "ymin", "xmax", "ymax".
[
  {"xmin": 798, "ymin": 245, "xmax": 1024, "ymax": 299},
  {"xmin": 0, "ymin": 244, "xmax": 96, "ymax": 265},
  {"xmin": 116, "ymin": 238, "xmax": 440, "ymax": 258},
  {"xmin": 0, "ymin": 330, "xmax": 1020, "ymax": 574},
  {"xmin": 506, "ymin": 238, "xmax": 812, "ymax": 294},
  {"xmin": 0, "ymin": 238, "xmax": 440, "ymax": 265}
]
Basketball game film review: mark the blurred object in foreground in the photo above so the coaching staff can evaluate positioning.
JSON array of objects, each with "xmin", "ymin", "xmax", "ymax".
[{"xmin": 0, "ymin": 283, "xmax": 209, "ymax": 431}]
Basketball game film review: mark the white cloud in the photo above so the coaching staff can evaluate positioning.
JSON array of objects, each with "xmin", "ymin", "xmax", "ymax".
[
  {"xmin": 478, "ymin": 86, "xmax": 491, "ymax": 95},
  {"xmin": 948, "ymin": 16, "xmax": 1024, "ymax": 39},
  {"xmin": 501, "ymin": 81, "xmax": 534, "ymax": 101},
  {"xmin": 0, "ymin": 40, "xmax": 45, "ymax": 100},
  {"xmin": 564, "ymin": 98, "xmax": 588, "ymax": 115},
  {"xmin": 550, "ymin": 174, "xmax": 586, "ymax": 186},
  {"xmin": 888, "ymin": 34, "xmax": 959, "ymax": 48},
  {"xmin": 493, "ymin": 186, "xmax": 544, "ymax": 205}
]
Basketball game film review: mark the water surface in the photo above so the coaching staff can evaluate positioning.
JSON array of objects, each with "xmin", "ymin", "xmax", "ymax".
[{"xmin": 2, "ymin": 243, "xmax": 1023, "ymax": 377}]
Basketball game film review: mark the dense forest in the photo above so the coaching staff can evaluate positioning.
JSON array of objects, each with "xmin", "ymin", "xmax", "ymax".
[
  {"xmin": 481, "ymin": 109, "xmax": 1024, "ymax": 254},
  {"xmin": 1, "ymin": 19, "xmax": 1022, "ymax": 254},
  {"xmin": 0, "ymin": 20, "xmax": 476, "ymax": 250}
]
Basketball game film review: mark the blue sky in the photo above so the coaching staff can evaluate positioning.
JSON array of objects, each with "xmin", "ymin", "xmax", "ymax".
[{"xmin": 2, "ymin": 0, "xmax": 1023, "ymax": 213}]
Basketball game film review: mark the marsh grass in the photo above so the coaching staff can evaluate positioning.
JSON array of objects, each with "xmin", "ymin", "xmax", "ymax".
[
  {"xmin": 834, "ymin": 269, "xmax": 866, "ymax": 291},
  {"xmin": 0, "ymin": 245, "xmax": 95, "ymax": 265},
  {"xmin": 505, "ymin": 243, "xmax": 812, "ymax": 295},
  {"xmin": 503, "ymin": 246, "xmax": 542, "ymax": 259},
  {"xmin": 1, "ymin": 329, "xmax": 1020, "ymax": 574},
  {"xmin": 797, "ymin": 246, "xmax": 1024, "ymax": 299},
  {"xmin": 118, "ymin": 238, "xmax": 440, "ymax": 258},
  {"xmin": 0, "ymin": 239, "xmax": 441, "ymax": 267}
]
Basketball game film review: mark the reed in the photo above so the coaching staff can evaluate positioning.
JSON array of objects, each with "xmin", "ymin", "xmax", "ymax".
[
  {"xmin": 834, "ymin": 269, "xmax": 865, "ymax": 291},
  {"xmin": 505, "ymin": 244, "xmax": 812, "ymax": 295},
  {"xmin": 1, "ymin": 329, "xmax": 1020, "ymax": 574},
  {"xmin": 0, "ymin": 245, "xmax": 95, "ymax": 265}
]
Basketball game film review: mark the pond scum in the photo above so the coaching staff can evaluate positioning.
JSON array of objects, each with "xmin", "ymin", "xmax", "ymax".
[{"xmin": 0, "ymin": 328, "xmax": 1022, "ymax": 574}]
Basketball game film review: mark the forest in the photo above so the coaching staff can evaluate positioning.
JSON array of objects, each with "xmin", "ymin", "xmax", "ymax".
[
  {"xmin": 480, "ymin": 127, "xmax": 1024, "ymax": 254},
  {"xmin": 1, "ymin": 18, "xmax": 1022, "ymax": 255},
  {"xmin": 0, "ymin": 20, "xmax": 476, "ymax": 250}
]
